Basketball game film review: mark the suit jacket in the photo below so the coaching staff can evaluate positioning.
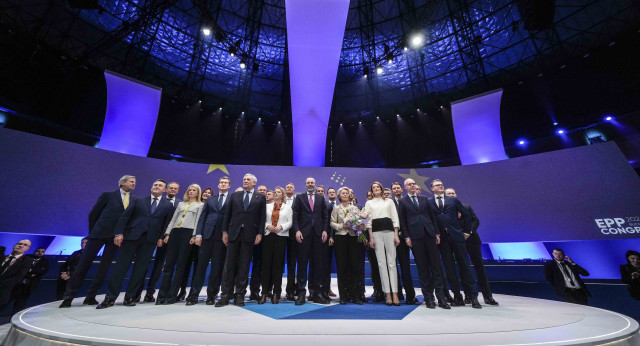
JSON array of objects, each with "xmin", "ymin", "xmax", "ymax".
[
  {"xmin": 60, "ymin": 249, "xmax": 83, "ymax": 275},
  {"xmin": 113, "ymin": 195, "xmax": 175, "ymax": 243},
  {"xmin": 620, "ymin": 264, "xmax": 640, "ymax": 300},
  {"xmin": 21, "ymin": 255, "xmax": 49, "ymax": 289},
  {"xmin": 459, "ymin": 204, "xmax": 481, "ymax": 244},
  {"xmin": 428, "ymin": 195, "xmax": 472, "ymax": 242},
  {"xmin": 292, "ymin": 192, "xmax": 329, "ymax": 237},
  {"xmin": 397, "ymin": 195, "xmax": 441, "ymax": 240},
  {"xmin": 0, "ymin": 255, "xmax": 32, "ymax": 304},
  {"xmin": 195, "ymin": 193, "xmax": 229, "ymax": 240},
  {"xmin": 265, "ymin": 203, "xmax": 293, "ymax": 237},
  {"xmin": 222, "ymin": 190, "xmax": 267, "ymax": 243},
  {"xmin": 88, "ymin": 190, "xmax": 131, "ymax": 239},
  {"xmin": 544, "ymin": 260, "xmax": 592, "ymax": 298}
]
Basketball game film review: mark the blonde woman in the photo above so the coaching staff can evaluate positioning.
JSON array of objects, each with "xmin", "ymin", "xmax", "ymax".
[
  {"xmin": 157, "ymin": 184, "xmax": 204, "ymax": 304},
  {"xmin": 259, "ymin": 186, "xmax": 292, "ymax": 304},
  {"xmin": 330, "ymin": 187, "xmax": 365, "ymax": 305},
  {"xmin": 365, "ymin": 182, "xmax": 400, "ymax": 306}
]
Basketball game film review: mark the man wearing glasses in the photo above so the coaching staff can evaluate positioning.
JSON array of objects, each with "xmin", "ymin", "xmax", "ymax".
[{"xmin": 0, "ymin": 240, "xmax": 33, "ymax": 312}]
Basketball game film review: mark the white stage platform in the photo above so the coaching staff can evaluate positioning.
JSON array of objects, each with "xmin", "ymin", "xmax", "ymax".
[{"xmin": 3, "ymin": 285, "xmax": 638, "ymax": 346}]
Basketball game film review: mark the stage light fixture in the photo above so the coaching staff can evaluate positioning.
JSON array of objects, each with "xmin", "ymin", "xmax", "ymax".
[
  {"xmin": 229, "ymin": 46, "xmax": 236, "ymax": 56},
  {"xmin": 556, "ymin": 129, "xmax": 565, "ymax": 135},
  {"xmin": 376, "ymin": 66, "xmax": 383, "ymax": 74},
  {"xmin": 517, "ymin": 139, "xmax": 527, "ymax": 146},
  {"xmin": 363, "ymin": 66, "xmax": 369, "ymax": 78},
  {"xmin": 240, "ymin": 61, "xmax": 246, "ymax": 69},
  {"xmin": 604, "ymin": 115, "xmax": 613, "ymax": 121},
  {"xmin": 553, "ymin": 122, "xmax": 558, "ymax": 126},
  {"xmin": 410, "ymin": 33, "xmax": 425, "ymax": 48},
  {"xmin": 202, "ymin": 28, "xmax": 211, "ymax": 36}
]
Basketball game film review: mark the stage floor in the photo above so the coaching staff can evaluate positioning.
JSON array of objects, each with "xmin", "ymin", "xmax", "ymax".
[{"xmin": 4, "ymin": 282, "xmax": 639, "ymax": 346}]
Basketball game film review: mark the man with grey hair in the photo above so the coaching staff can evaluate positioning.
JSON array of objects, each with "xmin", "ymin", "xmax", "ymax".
[
  {"xmin": 60, "ymin": 175, "xmax": 136, "ymax": 308},
  {"xmin": 216, "ymin": 173, "xmax": 266, "ymax": 307},
  {"xmin": 0, "ymin": 239, "xmax": 33, "ymax": 311}
]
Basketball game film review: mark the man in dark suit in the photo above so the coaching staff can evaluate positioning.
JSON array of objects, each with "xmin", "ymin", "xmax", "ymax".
[
  {"xmin": 0, "ymin": 240, "xmax": 33, "ymax": 312},
  {"xmin": 215, "ymin": 173, "xmax": 266, "ymax": 307},
  {"xmin": 445, "ymin": 188, "xmax": 499, "ymax": 306},
  {"xmin": 292, "ymin": 177, "xmax": 329, "ymax": 305},
  {"xmin": 186, "ymin": 176, "xmax": 230, "ymax": 305},
  {"xmin": 57, "ymin": 238, "xmax": 88, "ymax": 300},
  {"xmin": 60, "ymin": 175, "xmax": 136, "ymax": 308},
  {"xmin": 397, "ymin": 179, "xmax": 450, "ymax": 309},
  {"xmin": 429, "ymin": 179, "xmax": 481, "ymax": 309},
  {"xmin": 12, "ymin": 247, "xmax": 50, "ymax": 313},
  {"xmin": 545, "ymin": 248, "xmax": 591, "ymax": 305},
  {"xmin": 390, "ymin": 183, "xmax": 417, "ymax": 304},
  {"xmin": 139, "ymin": 181, "xmax": 181, "ymax": 302},
  {"xmin": 248, "ymin": 184, "xmax": 269, "ymax": 301},
  {"xmin": 96, "ymin": 179, "xmax": 175, "ymax": 309}
]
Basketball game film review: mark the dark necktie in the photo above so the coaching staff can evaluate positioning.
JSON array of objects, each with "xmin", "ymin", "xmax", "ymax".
[
  {"xmin": 151, "ymin": 197, "xmax": 158, "ymax": 214},
  {"xmin": 1, "ymin": 255, "xmax": 15, "ymax": 274},
  {"xmin": 243, "ymin": 191, "xmax": 250, "ymax": 210},
  {"xmin": 331, "ymin": 201, "xmax": 335, "ymax": 208},
  {"xmin": 219, "ymin": 194, "xmax": 225, "ymax": 207},
  {"xmin": 411, "ymin": 196, "xmax": 418, "ymax": 207},
  {"xmin": 437, "ymin": 196, "xmax": 444, "ymax": 210},
  {"xmin": 560, "ymin": 262, "xmax": 576, "ymax": 286}
]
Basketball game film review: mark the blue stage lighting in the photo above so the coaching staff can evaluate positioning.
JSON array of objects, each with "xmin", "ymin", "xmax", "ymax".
[
  {"xmin": 517, "ymin": 139, "xmax": 527, "ymax": 146},
  {"xmin": 553, "ymin": 122, "xmax": 558, "ymax": 126},
  {"xmin": 604, "ymin": 115, "xmax": 613, "ymax": 121},
  {"xmin": 556, "ymin": 129, "xmax": 565, "ymax": 135}
]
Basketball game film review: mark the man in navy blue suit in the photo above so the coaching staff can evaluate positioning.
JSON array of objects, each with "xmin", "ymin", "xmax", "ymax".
[
  {"xmin": 96, "ymin": 179, "xmax": 175, "ymax": 309},
  {"xmin": 292, "ymin": 177, "xmax": 329, "ymax": 305},
  {"xmin": 186, "ymin": 176, "xmax": 231, "ymax": 305},
  {"xmin": 215, "ymin": 174, "xmax": 266, "ymax": 307},
  {"xmin": 429, "ymin": 179, "xmax": 482, "ymax": 309},
  {"xmin": 397, "ymin": 179, "xmax": 450, "ymax": 309},
  {"xmin": 60, "ymin": 175, "xmax": 136, "ymax": 308}
]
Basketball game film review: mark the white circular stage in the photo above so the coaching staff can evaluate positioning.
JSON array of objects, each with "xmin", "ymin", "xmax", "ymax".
[{"xmin": 4, "ymin": 291, "xmax": 638, "ymax": 346}]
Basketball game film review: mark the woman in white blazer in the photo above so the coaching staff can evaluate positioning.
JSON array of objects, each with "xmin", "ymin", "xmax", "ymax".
[
  {"xmin": 259, "ymin": 186, "xmax": 292, "ymax": 304},
  {"xmin": 157, "ymin": 184, "xmax": 204, "ymax": 304}
]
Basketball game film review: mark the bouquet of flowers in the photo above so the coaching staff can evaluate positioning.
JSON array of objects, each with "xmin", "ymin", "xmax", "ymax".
[{"xmin": 343, "ymin": 208, "xmax": 370, "ymax": 243}]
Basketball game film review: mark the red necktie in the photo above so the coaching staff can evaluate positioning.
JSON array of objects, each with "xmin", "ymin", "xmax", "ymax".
[{"xmin": 309, "ymin": 193, "xmax": 314, "ymax": 211}]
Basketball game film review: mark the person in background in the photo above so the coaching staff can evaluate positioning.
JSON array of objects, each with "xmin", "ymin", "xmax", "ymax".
[
  {"xmin": 157, "ymin": 184, "xmax": 204, "ymax": 305},
  {"xmin": 60, "ymin": 175, "xmax": 136, "ymax": 308},
  {"xmin": 390, "ymin": 183, "xmax": 416, "ymax": 304},
  {"xmin": 0, "ymin": 240, "xmax": 33, "ymax": 312},
  {"xmin": 249, "ymin": 185, "xmax": 269, "ymax": 301},
  {"xmin": 202, "ymin": 188, "xmax": 214, "ymax": 201},
  {"xmin": 57, "ymin": 237, "xmax": 88, "ymax": 300},
  {"xmin": 259, "ymin": 186, "xmax": 292, "ymax": 304},
  {"xmin": 265, "ymin": 190, "xmax": 274, "ymax": 204},
  {"xmin": 284, "ymin": 182, "xmax": 297, "ymax": 301},
  {"xmin": 621, "ymin": 250, "xmax": 640, "ymax": 301},
  {"xmin": 544, "ymin": 248, "xmax": 591, "ymax": 305},
  {"xmin": 12, "ymin": 247, "xmax": 50, "ymax": 313}
]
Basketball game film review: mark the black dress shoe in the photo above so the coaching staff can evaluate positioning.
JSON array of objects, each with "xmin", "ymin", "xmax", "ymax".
[
  {"xmin": 321, "ymin": 291, "xmax": 331, "ymax": 302},
  {"xmin": 249, "ymin": 292, "xmax": 261, "ymax": 301},
  {"xmin": 359, "ymin": 294, "xmax": 367, "ymax": 302},
  {"xmin": 295, "ymin": 295, "xmax": 306, "ymax": 305},
  {"xmin": 176, "ymin": 290, "xmax": 186, "ymax": 301},
  {"xmin": 59, "ymin": 299, "xmax": 72, "ymax": 308},
  {"xmin": 405, "ymin": 297, "xmax": 418, "ymax": 305},
  {"xmin": 144, "ymin": 294, "xmax": 155, "ymax": 303},
  {"xmin": 155, "ymin": 299, "xmax": 164, "ymax": 305},
  {"xmin": 351, "ymin": 298, "xmax": 364, "ymax": 305},
  {"xmin": 339, "ymin": 298, "xmax": 347, "ymax": 305},
  {"xmin": 372, "ymin": 291, "xmax": 385, "ymax": 302},
  {"xmin": 484, "ymin": 297, "xmax": 499, "ymax": 306},
  {"xmin": 444, "ymin": 294, "xmax": 455, "ymax": 304},
  {"xmin": 234, "ymin": 294, "xmax": 245, "ymax": 306},
  {"xmin": 471, "ymin": 297, "xmax": 482, "ymax": 309},
  {"xmin": 397, "ymin": 292, "xmax": 405, "ymax": 301},
  {"xmin": 285, "ymin": 293, "xmax": 295, "ymax": 301},
  {"xmin": 464, "ymin": 296, "xmax": 472, "ymax": 305},
  {"xmin": 215, "ymin": 295, "xmax": 229, "ymax": 307},
  {"xmin": 425, "ymin": 299, "xmax": 436, "ymax": 309},
  {"xmin": 452, "ymin": 296, "xmax": 465, "ymax": 307},
  {"xmin": 258, "ymin": 294, "xmax": 267, "ymax": 304},
  {"xmin": 438, "ymin": 300, "xmax": 451, "ymax": 309},
  {"xmin": 272, "ymin": 295, "xmax": 280, "ymax": 304},
  {"xmin": 123, "ymin": 298, "xmax": 136, "ymax": 307},
  {"xmin": 312, "ymin": 294, "xmax": 330, "ymax": 304},
  {"xmin": 133, "ymin": 295, "xmax": 141, "ymax": 303},
  {"xmin": 206, "ymin": 297, "xmax": 215, "ymax": 305},
  {"xmin": 83, "ymin": 297, "xmax": 99, "ymax": 305},
  {"xmin": 96, "ymin": 298, "xmax": 115, "ymax": 309},
  {"xmin": 186, "ymin": 298, "xmax": 198, "ymax": 306}
]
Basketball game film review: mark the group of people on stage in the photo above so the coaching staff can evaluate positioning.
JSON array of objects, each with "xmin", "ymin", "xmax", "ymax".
[{"xmin": 52, "ymin": 173, "xmax": 502, "ymax": 311}]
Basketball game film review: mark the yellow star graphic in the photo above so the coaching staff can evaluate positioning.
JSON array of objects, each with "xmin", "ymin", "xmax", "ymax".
[
  {"xmin": 207, "ymin": 164, "xmax": 229, "ymax": 175},
  {"xmin": 397, "ymin": 169, "xmax": 432, "ymax": 194}
]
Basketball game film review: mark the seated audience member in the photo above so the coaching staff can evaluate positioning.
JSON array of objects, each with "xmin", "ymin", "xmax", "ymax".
[
  {"xmin": 544, "ymin": 248, "xmax": 591, "ymax": 305},
  {"xmin": 620, "ymin": 250, "xmax": 640, "ymax": 301},
  {"xmin": 57, "ymin": 238, "xmax": 88, "ymax": 300},
  {"xmin": 0, "ymin": 240, "xmax": 33, "ymax": 312},
  {"xmin": 12, "ymin": 247, "xmax": 50, "ymax": 313}
]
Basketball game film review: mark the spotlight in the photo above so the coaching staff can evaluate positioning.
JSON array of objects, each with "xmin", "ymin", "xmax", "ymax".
[
  {"xmin": 388, "ymin": 58, "xmax": 393, "ymax": 64},
  {"xmin": 339, "ymin": 123, "xmax": 343, "ymax": 126},
  {"xmin": 517, "ymin": 139, "xmax": 527, "ymax": 146},
  {"xmin": 604, "ymin": 115, "xmax": 613, "ymax": 121},
  {"xmin": 556, "ymin": 129, "xmax": 565, "ymax": 135},
  {"xmin": 376, "ymin": 66, "xmax": 383, "ymax": 74},
  {"xmin": 229, "ymin": 46, "xmax": 236, "ymax": 56},
  {"xmin": 553, "ymin": 122, "xmax": 558, "ymax": 126},
  {"xmin": 202, "ymin": 28, "xmax": 211, "ymax": 36},
  {"xmin": 240, "ymin": 61, "xmax": 246, "ymax": 69},
  {"xmin": 396, "ymin": 114, "xmax": 400, "ymax": 117},
  {"xmin": 198, "ymin": 100, "xmax": 201, "ymax": 103},
  {"xmin": 363, "ymin": 66, "xmax": 369, "ymax": 78},
  {"xmin": 410, "ymin": 33, "xmax": 424, "ymax": 48},
  {"xmin": 358, "ymin": 121, "xmax": 362, "ymax": 124}
]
